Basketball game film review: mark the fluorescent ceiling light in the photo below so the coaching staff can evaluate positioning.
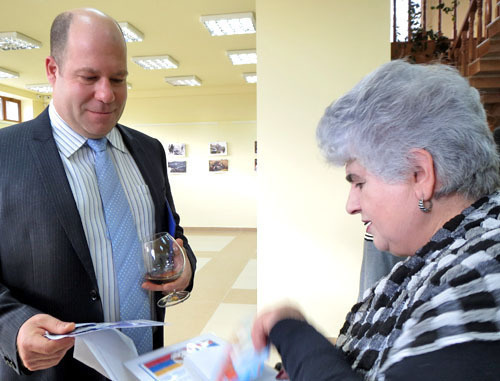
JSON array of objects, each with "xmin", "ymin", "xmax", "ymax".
[
  {"xmin": 132, "ymin": 55, "xmax": 178, "ymax": 70},
  {"xmin": 165, "ymin": 75, "xmax": 202, "ymax": 87},
  {"xmin": 0, "ymin": 31, "xmax": 41, "ymax": 50},
  {"xmin": 26, "ymin": 83, "xmax": 52, "ymax": 93},
  {"xmin": 243, "ymin": 73, "xmax": 257, "ymax": 83},
  {"xmin": 0, "ymin": 67, "xmax": 19, "ymax": 78},
  {"xmin": 200, "ymin": 12, "xmax": 256, "ymax": 36},
  {"xmin": 227, "ymin": 49, "xmax": 257, "ymax": 65},
  {"xmin": 118, "ymin": 22, "xmax": 144, "ymax": 42}
]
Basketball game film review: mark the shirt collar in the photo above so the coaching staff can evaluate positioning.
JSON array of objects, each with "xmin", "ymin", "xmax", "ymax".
[
  {"xmin": 48, "ymin": 101, "xmax": 127, "ymax": 158},
  {"xmin": 106, "ymin": 127, "xmax": 127, "ymax": 154}
]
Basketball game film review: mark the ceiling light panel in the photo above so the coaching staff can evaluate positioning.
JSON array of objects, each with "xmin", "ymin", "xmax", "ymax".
[
  {"xmin": 243, "ymin": 73, "xmax": 257, "ymax": 83},
  {"xmin": 0, "ymin": 32, "xmax": 41, "ymax": 50},
  {"xmin": 26, "ymin": 83, "xmax": 52, "ymax": 93},
  {"xmin": 200, "ymin": 12, "xmax": 256, "ymax": 36},
  {"xmin": 0, "ymin": 67, "xmax": 19, "ymax": 78},
  {"xmin": 132, "ymin": 55, "xmax": 179, "ymax": 70},
  {"xmin": 227, "ymin": 50, "xmax": 257, "ymax": 65},
  {"xmin": 118, "ymin": 22, "xmax": 144, "ymax": 42},
  {"xmin": 165, "ymin": 75, "xmax": 202, "ymax": 87}
]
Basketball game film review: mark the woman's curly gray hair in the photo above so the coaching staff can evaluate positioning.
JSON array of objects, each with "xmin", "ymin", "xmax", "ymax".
[{"xmin": 316, "ymin": 60, "xmax": 499, "ymax": 200}]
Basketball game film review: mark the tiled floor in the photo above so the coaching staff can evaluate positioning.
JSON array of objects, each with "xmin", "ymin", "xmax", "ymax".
[{"xmin": 162, "ymin": 228, "xmax": 258, "ymax": 347}]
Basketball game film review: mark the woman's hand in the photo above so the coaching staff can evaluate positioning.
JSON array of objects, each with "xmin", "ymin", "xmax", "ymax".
[{"xmin": 251, "ymin": 305, "xmax": 306, "ymax": 351}]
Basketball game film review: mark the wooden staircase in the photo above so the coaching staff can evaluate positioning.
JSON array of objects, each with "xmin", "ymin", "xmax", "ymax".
[
  {"xmin": 391, "ymin": 0, "xmax": 500, "ymax": 130},
  {"xmin": 442, "ymin": 0, "xmax": 500, "ymax": 130},
  {"xmin": 468, "ymin": 17, "xmax": 500, "ymax": 129}
]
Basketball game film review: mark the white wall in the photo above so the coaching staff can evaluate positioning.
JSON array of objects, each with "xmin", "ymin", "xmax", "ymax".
[
  {"xmin": 133, "ymin": 121, "xmax": 257, "ymax": 228},
  {"xmin": 119, "ymin": 86, "xmax": 257, "ymax": 228},
  {"xmin": 257, "ymin": 0, "xmax": 390, "ymax": 337}
]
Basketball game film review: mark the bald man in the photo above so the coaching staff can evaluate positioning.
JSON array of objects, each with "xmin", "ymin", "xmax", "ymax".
[{"xmin": 0, "ymin": 9, "xmax": 196, "ymax": 380}]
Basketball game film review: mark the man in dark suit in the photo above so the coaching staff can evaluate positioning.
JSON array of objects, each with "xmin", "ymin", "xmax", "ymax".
[{"xmin": 0, "ymin": 8, "xmax": 196, "ymax": 380}]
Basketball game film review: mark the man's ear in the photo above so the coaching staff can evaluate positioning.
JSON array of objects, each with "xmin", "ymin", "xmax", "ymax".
[
  {"xmin": 411, "ymin": 148, "xmax": 436, "ymax": 200},
  {"xmin": 45, "ymin": 56, "xmax": 58, "ymax": 85}
]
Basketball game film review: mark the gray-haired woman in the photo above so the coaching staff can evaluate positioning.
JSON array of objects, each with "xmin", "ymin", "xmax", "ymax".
[{"xmin": 252, "ymin": 60, "xmax": 500, "ymax": 380}]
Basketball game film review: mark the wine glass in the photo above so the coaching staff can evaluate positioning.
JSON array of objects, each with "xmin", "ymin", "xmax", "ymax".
[{"xmin": 142, "ymin": 232, "xmax": 190, "ymax": 308}]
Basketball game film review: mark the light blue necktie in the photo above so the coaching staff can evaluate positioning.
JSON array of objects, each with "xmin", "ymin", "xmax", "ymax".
[{"xmin": 87, "ymin": 138, "xmax": 152, "ymax": 354}]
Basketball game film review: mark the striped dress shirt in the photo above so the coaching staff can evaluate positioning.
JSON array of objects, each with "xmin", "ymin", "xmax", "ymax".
[{"xmin": 48, "ymin": 103, "xmax": 155, "ymax": 322}]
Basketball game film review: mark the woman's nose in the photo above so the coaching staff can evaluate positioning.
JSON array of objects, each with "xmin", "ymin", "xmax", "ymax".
[{"xmin": 346, "ymin": 190, "xmax": 360, "ymax": 215}]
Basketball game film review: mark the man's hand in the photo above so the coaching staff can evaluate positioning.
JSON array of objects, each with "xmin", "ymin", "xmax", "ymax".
[
  {"xmin": 17, "ymin": 314, "xmax": 75, "ymax": 371},
  {"xmin": 142, "ymin": 238, "xmax": 193, "ymax": 293}
]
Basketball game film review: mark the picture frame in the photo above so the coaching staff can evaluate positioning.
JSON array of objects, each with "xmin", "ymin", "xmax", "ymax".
[
  {"xmin": 209, "ymin": 142, "xmax": 227, "ymax": 156},
  {"xmin": 208, "ymin": 159, "xmax": 228, "ymax": 172},
  {"xmin": 167, "ymin": 160, "xmax": 187, "ymax": 174},
  {"xmin": 167, "ymin": 143, "xmax": 186, "ymax": 157}
]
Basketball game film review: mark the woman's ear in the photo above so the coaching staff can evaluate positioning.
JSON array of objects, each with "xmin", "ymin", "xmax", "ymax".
[{"xmin": 410, "ymin": 148, "xmax": 436, "ymax": 200}]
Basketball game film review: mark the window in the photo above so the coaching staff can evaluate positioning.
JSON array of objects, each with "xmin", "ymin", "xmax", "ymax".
[
  {"xmin": 391, "ymin": 0, "xmax": 422, "ymax": 42},
  {"xmin": 0, "ymin": 96, "xmax": 21, "ymax": 122}
]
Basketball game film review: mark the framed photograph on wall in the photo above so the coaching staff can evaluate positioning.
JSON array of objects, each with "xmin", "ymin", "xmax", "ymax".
[
  {"xmin": 167, "ymin": 160, "xmax": 187, "ymax": 174},
  {"xmin": 209, "ymin": 159, "xmax": 228, "ymax": 172},
  {"xmin": 209, "ymin": 141, "xmax": 227, "ymax": 156},
  {"xmin": 167, "ymin": 143, "xmax": 186, "ymax": 157}
]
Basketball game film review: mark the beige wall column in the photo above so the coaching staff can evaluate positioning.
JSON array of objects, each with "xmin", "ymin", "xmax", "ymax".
[{"xmin": 256, "ymin": 0, "xmax": 390, "ymax": 336}]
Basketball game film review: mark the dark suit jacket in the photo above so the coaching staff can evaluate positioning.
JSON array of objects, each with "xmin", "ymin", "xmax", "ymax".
[{"xmin": 0, "ymin": 109, "xmax": 196, "ymax": 380}]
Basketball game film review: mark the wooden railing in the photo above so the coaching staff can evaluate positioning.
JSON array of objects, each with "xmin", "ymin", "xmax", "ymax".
[
  {"xmin": 449, "ymin": 0, "xmax": 500, "ymax": 75},
  {"xmin": 393, "ymin": 1, "xmax": 500, "ymax": 72}
]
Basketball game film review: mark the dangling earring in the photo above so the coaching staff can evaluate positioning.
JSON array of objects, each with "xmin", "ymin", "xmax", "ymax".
[{"xmin": 418, "ymin": 198, "xmax": 432, "ymax": 213}]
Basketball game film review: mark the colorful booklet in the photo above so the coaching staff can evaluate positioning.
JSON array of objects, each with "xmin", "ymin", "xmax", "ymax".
[
  {"xmin": 46, "ymin": 319, "xmax": 275, "ymax": 380},
  {"xmin": 124, "ymin": 333, "xmax": 275, "ymax": 381},
  {"xmin": 125, "ymin": 333, "xmax": 227, "ymax": 380}
]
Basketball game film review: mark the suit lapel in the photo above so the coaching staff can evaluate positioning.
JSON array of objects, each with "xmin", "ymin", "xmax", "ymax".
[{"xmin": 27, "ymin": 110, "xmax": 98, "ymax": 286}]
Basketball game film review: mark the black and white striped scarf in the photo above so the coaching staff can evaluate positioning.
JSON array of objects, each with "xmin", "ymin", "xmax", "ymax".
[{"xmin": 336, "ymin": 191, "xmax": 500, "ymax": 380}]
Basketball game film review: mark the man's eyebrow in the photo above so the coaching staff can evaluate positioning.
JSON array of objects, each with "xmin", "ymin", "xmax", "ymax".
[{"xmin": 75, "ymin": 68, "xmax": 128, "ymax": 76}]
